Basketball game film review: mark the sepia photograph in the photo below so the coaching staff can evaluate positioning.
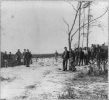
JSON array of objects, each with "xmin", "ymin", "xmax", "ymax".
[{"xmin": 1, "ymin": 0, "xmax": 108, "ymax": 100}]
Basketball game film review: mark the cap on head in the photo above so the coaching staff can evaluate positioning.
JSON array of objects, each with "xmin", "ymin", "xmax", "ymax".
[
  {"xmin": 64, "ymin": 47, "xmax": 67, "ymax": 51},
  {"xmin": 64, "ymin": 47, "xmax": 67, "ymax": 49}
]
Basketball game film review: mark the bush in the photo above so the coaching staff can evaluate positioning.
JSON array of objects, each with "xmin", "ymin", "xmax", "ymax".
[{"xmin": 58, "ymin": 87, "xmax": 78, "ymax": 99}]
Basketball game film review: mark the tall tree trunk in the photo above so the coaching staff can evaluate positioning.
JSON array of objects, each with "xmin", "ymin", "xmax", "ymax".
[
  {"xmin": 68, "ymin": 34, "xmax": 71, "ymax": 51},
  {"xmin": 82, "ymin": 34, "xmax": 84, "ymax": 48},
  {"xmin": 68, "ymin": 34, "xmax": 72, "ymax": 70},
  {"xmin": 82, "ymin": 8, "xmax": 85, "ymax": 48},
  {"xmin": 78, "ymin": 1, "xmax": 81, "ymax": 49},
  {"xmin": 87, "ymin": 2, "xmax": 90, "ymax": 49}
]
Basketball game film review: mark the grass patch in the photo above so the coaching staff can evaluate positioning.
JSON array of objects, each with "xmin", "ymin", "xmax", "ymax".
[
  {"xmin": 58, "ymin": 86, "xmax": 108, "ymax": 99},
  {"xmin": 0, "ymin": 76, "xmax": 16, "ymax": 82},
  {"xmin": 62, "ymin": 70, "xmax": 108, "ymax": 99},
  {"xmin": 78, "ymin": 90, "xmax": 108, "ymax": 99},
  {"xmin": 72, "ymin": 71, "xmax": 108, "ymax": 83},
  {"xmin": 25, "ymin": 85, "xmax": 36, "ymax": 89},
  {"xmin": 58, "ymin": 87, "xmax": 78, "ymax": 99},
  {"xmin": 43, "ymin": 70, "xmax": 51, "ymax": 76}
]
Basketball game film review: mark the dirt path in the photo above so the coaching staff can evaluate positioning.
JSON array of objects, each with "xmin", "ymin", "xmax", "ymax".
[{"xmin": 1, "ymin": 58, "xmax": 108, "ymax": 100}]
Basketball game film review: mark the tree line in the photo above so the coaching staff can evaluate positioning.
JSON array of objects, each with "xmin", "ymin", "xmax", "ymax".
[{"xmin": 32, "ymin": 53, "xmax": 62, "ymax": 58}]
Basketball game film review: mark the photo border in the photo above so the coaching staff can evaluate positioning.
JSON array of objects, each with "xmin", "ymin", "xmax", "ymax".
[{"xmin": 0, "ymin": 0, "xmax": 109, "ymax": 100}]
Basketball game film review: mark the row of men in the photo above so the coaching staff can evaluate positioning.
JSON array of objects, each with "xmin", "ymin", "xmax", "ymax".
[
  {"xmin": 2, "ymin": 49, "xmax": 32, "ymax": 67},
  {"xmin": 62, "ymin": 47, "xmax": 93, "ymax": 71}
]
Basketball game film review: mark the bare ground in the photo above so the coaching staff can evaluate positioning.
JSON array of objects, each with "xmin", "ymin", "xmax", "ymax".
[{"xmin": 1, "ymin": 58, "xmax": 108, "ymax": 100}]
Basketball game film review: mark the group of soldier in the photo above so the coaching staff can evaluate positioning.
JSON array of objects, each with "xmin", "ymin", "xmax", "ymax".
[
  {"xmin": 2, "ymin": 44, "xmax": 107, "ymax": 71},
  {"xmin": 54, "ymin": 47, "xmax": 92, "ymax": 71},
  {"xmin": 61, "ymin": 46, "xmax": 96, "ymax": 71},
  {"xmin": 2, "ymin": 49, "xmax": 32, "ymax": 67},
  {"xmin": 61, "ymin": 44, "xmax": 108, "ymax": 71}
]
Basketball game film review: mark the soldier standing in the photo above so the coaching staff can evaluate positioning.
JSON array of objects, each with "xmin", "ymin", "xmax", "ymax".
[
  {"xmin": 54, "ymin": 50, "xmax": 58, "ymax": 62},
  {"xmin": 23, "ymin": 49, "xmax": 26, "ymax": 65},
  {"xmin": 69, "ymin": 49, "xmax": 76, "ymax": 71},
  {"xmin": 75, "ymin": 48, "xmax": 79, "ymax": 66},
  {"xmin": 16, "ymin": 49, "xmax": 22, "ymax": 65},
  {"xmin": 79, "ymin": 48, "xmax": 84, "ymax": 66},
  {"xmin": 8, "ymin": 52, "xmax": 12, "ymax": 67},
  {"xmin": 96, "ymin": 48, "xmax": 101, "ymax": 70},
  {"xmin": 3, "ymin": 51, "xmax": 8, "ymax": 68},
  {"xmin": 29, "ymin": 51, "xmax": 32, "ymax": 64},
  {"xmin": 25, "ymin": 49, "xmax": 31, "ymax": 67},
  {"xmin": 83, "ymin": 48, "xmax": 88, "ymax": 65},
  {"xmin": 88, "ymin": 48, "xmax": 91, "ymax": 64},
  {"xmin": 62, "ymin": 47, "xmax": 69, "ymax": 71}
]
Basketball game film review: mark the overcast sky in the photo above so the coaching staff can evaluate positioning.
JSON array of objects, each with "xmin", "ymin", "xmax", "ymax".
[{"xmin": 1, "ymin": 1, "xmax": 108, "ymax": 54}]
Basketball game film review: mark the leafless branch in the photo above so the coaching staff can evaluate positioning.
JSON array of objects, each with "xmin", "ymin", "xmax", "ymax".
[
  {"xmin": 81, "ymin": 1, "xmax": 92, "ymax": 9},
  {"xmin": 66, "ymin": 1, "xmax": 77, "ymax": 12},
  {"xmin": 71, "ymin": 7, "xmax": 108, "ymax": 41},
  {"xmin": 89, "ymin": 20, "xmax": 98, "ymax": 25},
  {"xmin": 89, "ymin": 24, "xmax": 105, "ymax": 34},
  {"xmin": 62, "ymin": 17, "xmax": 69, "ymax": 33},
  {"xmin": 59, "ymin": 28, "xmax": 69, "ymax": 35},
  {"xmin": 69, "ymin": 1, "xmax": 82, "ymax": 36}
]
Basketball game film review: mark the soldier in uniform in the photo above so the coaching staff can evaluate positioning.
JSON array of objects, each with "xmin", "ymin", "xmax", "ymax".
[
  {"xmin": 88, "ymin": 48, "xmax": 91, "ymax": 64},
  {"xmin": 29, "ymin": 51, "xmax": 32, "ymax": 64},
  {"xmin": 79, "ymin": 48, "xmax": 84, "ymax": 66},
  {"xmin": 16, "ymin": 49, "xmax": 22, "ymax": 65},
  {"xmin": 3, "ymin": 51, "xmax": 8, "ymax": 68},
  {"xmin": 75, "ymin": 48, "xmax": 79, "ymax": 66},
  {"xmin": 69, "ymin": 49, "xmax": 76, "ymax": 71},
  {"xmin": 54, "ymin": 50, "xmax": 58, "ymax": 62},
  {"xmin": 23, "ymin": 49, "xmax": 26, "ymax": 65},
  {"xmin": 91, "ymin": 46, "xmax": 94, "ymax": 63},
  {"xmin": 96, "ymin": 48, "xmax": 101, "ymax": 71},
  {"xmin": 25, "ymin": 49, "xmax": 31, "ymax": 67},
  {"xmin": 62, "ymin": 47, "xmax": 69, "ymax": 71},
  {"xmin": 83, "ymin": 48, "xmax": 88, "ymax": 65},
  {"xmin": 8, "ymin": 52, "xmax": 12, "ymax": 67}
]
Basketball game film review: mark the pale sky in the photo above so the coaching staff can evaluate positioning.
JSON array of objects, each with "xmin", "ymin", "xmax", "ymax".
[{"xmin": 1, "ymin": 1, "xmax": 108, "ymax": 54}]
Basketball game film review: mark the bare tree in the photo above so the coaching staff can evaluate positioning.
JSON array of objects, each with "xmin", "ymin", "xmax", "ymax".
[
  {"xmin": 62, "ymin": 1, "xmax": 108, "ymax": 70},
  {"xmin": 62, "ymin": 1, "xmax": 108, "ymax": 50},
  {"xmin": 78, "ymin": 1, "xmax": 82, "ymax": 48},
  {"xmin": 71, "ymin": 5, "xmax": 108, "ymax": 44},
  {"xmin": 62, "ymin": 1, "xmax": 83, "ymax": 51},
  {"xmin": 87, "ymin": 1, "xmax": 91, "ymax": 49}
]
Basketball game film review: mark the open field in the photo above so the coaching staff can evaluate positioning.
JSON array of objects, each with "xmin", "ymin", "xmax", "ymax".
[{"xmin": 1, "ymin": 57, "xmax": 108, "ymax": 100}]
